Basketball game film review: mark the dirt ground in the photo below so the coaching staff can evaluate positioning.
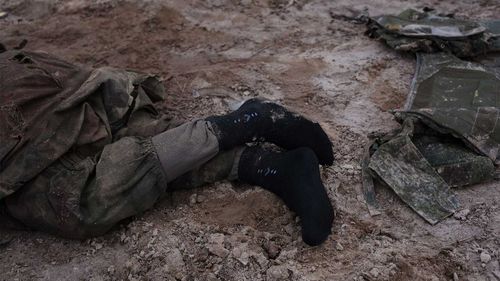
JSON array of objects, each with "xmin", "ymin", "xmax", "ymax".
[{"xmin": 1, "ymin": 0, "xmax": 500, "ymax": 280}]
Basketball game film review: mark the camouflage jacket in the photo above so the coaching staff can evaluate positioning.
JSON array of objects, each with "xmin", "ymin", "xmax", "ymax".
[{"xmin": 0, "ymin": 50, "xmax": 167, "ymax": 200}]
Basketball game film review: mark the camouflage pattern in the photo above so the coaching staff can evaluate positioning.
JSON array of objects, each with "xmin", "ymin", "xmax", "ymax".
[
  {"xmin": 403, "ymin": 52, "xmax": 500, "ymax": 164},
  {"xmin": 361, "ymin": 144, "xmax": 381, "ymax": 216},
  {"xmin": 0, "ymin": 50, "xmax": 170, "ymax": 200},
  {"xmin": 369, "ymin": 118, "xmax": 460, "ymax": 224},
  {"xmin": 366, "ymin": 52, "xmax": 499, "ymax": 224},
  {"xmin": 0, "ymin": 50, "xmax": 238, "ymax": 238},
  {"xmin": 413, "ymin": 135, "xmax": 496, "ymax": 187},
  {"xmin": 5, "ymin": 139, "xmax": 168, "ymax": 238},
  {"xmin": 366, "ymin": 9, "xmax": 500, "ymax": 57}
]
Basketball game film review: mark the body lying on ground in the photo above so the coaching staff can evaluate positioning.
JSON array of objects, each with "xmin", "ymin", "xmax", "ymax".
[{"xmin": 0, "ymin": 49, "xmax": 335, "ymax": 246}]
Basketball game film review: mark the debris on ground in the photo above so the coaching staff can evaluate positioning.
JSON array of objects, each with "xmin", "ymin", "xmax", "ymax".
[
  {"xmin": 366, "ymin": 8, "xmax": 500, "ymax": 57},
  {"xmin": 365, "ymin": 9, "xmax": 499, "ymax": 224}
]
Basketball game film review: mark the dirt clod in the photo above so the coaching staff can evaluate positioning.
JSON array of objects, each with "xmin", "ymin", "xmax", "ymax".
[{"xmin": 481, "ymin": 251, "xmax": 492, "ymax": 263}]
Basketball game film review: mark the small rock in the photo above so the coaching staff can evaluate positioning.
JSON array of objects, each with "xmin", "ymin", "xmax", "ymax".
[
  {"xmin": 238, "ymin": 252, "xmax": 251, "ymax": 266},
  {"xmin": 126, "ymin": 258, "xmax": 141, "ymax": 274},
  {"xmin": 387, "ymin": 263, "xmax": 398, "ymax": 275},
  {"xmin": 284, "ymin": 223, "xmax": 294, "ymax": 235},
  {"xmin": 0, "ymin": 11, "xmax": 7, "ymax": 19},
  {"xmin": 369, "ymin": 267, "xmax": 380, "ymax": 278},
  {"xmin": 107, "ymin": 266, "xmax": 115, "ymax": 274},
  {"xmin": 430, "ymin": 276, "xmax": 440, "ymax": 281},
  {"xmin": 189, "ymin": 194, "xmax": 197, "ymax": 205},
  {"xmin": 207, "ymin": 233, "xmax": 229, "ymax": 257},
  {"xmin": 480, "ymin": 251, "xmax": 491, "ymax": 263},
  {"xmin": 120, "ymin": 233, "xmax": 129, "ymax": 244},
  {"xmin": 453, "ymin": 272, "xmax": 459, "ymax": 281},
  {"xmin": 277, "ymin": 247, "xmax": 297, "ymax": 262},
  {"xmin": 266, "ymin": 265, "xmax": 290, "ymax": 281},
  {"xmin": 254, "ymin": 253, "xmax": 270, "ymax": 268},
  {"xmin": 231, "ymin": 243, "xmax": 250, "ymax": 265},
  {"xmin": 145, "ymin": 250, "xmax": 155, "ymax": 259},
  {"xmin": 454, "ymin": 209, "xmax": 470, "ymax": 220},
  {"xmin": 206, "ymin": 273, "xmax": 218, "ymax": 281},
  {"xmin": 341, "ymin": 164, "xmax": 355, "ymax": 170},
  {"xmin": 263, "ymin": 241, "xmax": 281, "ymax": 259},
  {"xmin": 336, "ymin": 242, "xmax": 344, "ymax": 251},
  {"xmin": 190, "ymin": 77, "xmax": 211, "ymax": 90},
  {"xmin": 163, "ymin": 248, "xmax": 185, "ymax": 275},
  {"xmin": 195, "ymin": 247, "xmax": 209, "ymax": 262},
  {"xmin": 196, "ymin": 194, "xmax": 206, "ymax": 203}
]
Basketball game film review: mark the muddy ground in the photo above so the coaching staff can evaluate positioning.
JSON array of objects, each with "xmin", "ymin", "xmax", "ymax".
[{"xmin": 1, "ymin": 0, "xmax": 499, "ymax": 280}]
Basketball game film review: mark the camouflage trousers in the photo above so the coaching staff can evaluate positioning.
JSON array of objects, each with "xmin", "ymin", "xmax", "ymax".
[{"xmin": 4, "ymin": 120, "xmax": 243, "ymax": 239}]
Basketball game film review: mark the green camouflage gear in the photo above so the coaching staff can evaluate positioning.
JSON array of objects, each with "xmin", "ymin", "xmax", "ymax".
[
  {"xmin": 368, "ymin": 118, "xmax": 460, "ymax": 224},
  {"xmin": 366, "ymin": 8, "xmax": 500, "ymax": 57},
  {"xmin": 0, "ymin": 50, "xmax": 169, "ymax": 200},
  {"xmin": 402, "ymin": 52, "xmax": 500, "ymax": 164},
  {"xmin": 412, "ymin": 135, "xmax": 495, "ymax": 188},
  {"xmin": 366, "ymin": 52, "xmax": 498, "ymax": 224},
  {"xmin": 0, "ymin": 50, "xmax": 238, "ymax": 238}
]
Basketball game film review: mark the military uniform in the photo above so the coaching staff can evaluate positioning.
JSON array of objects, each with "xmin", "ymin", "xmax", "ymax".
[
  {"xmin": 0, "ymin": 50, "xmax": 240, "ymax": 238},
  {"xmin": 366, "ymin": 8, "xmax": 500, "ymax": 57},
  {"xmin": 363, "ymin": 9, "xmax": 500, "ymax": 224}
]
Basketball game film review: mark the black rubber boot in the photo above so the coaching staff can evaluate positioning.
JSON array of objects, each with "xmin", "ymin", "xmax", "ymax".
[
  {"xmin": 206, "ymin": 98, "xmax": 334, "ymax": 166},
  {"xmin": 238, "ymin": 146, "xmax": 334, "ymax": 246}
]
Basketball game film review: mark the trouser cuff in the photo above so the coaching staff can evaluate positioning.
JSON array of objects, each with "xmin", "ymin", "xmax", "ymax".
[{"xmin": 152, "ymin": 120, "xmax": 220, "ymax": 182}]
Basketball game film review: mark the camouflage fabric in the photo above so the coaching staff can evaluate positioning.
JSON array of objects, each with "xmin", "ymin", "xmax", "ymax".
[
  {"xmin": 4, "ymin": 143, "xmax": 239, "ymax": 238},
  {"xmin": 413, "ymin": 135, "xmax": 495, "ymax": 187},
  {"xmin": 366, "ymin": 8, "xmax": 500, "ymax": 57},
  {"xmin": 366, "ymin": 52, "xmax": 499, "ymax": 224},
  {"xmin": 368, "ymin": 118, "xmax": 460, "ymax": 224},
  {"xmin": 0, "ymin": 50, "xmax": 238, "ymax": 238},
  {"xmin": 0, "ymin": 50, "xmax": 169, "ymax": 200},
  {"xmin": 402, "ymin": 52, "xmax": 500, "ymax": 164}
]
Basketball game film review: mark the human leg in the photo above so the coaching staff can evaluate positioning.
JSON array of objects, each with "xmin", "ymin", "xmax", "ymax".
[
  {"xmin": 168, "ymin": 147, "xmax": 244, "ymax": 191},
  {"xmin": 5, "ymin": 137, "xmax": 166, "ymax": 238},
  {"xmin": 165, "ymin": 144, "xmax": 334, "ymax": 246},
  {"xmin": 206, "ymin": 98, "xmax": 334, "ymax": 165},
  {"xmin": 237, "ymin": 146, "xmax": 334, "ymax": 246}
]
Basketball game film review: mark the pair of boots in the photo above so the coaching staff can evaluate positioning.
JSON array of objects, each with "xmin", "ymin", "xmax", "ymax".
[{"xmin": 207, "ymin": 99, "xmax": 334, "ymax": 246}]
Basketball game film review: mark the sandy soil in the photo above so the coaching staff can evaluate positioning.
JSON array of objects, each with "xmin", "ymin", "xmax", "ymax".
[{"xmin": 1, "ymin": 0, "xmax": 499, "ymax": 280}]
